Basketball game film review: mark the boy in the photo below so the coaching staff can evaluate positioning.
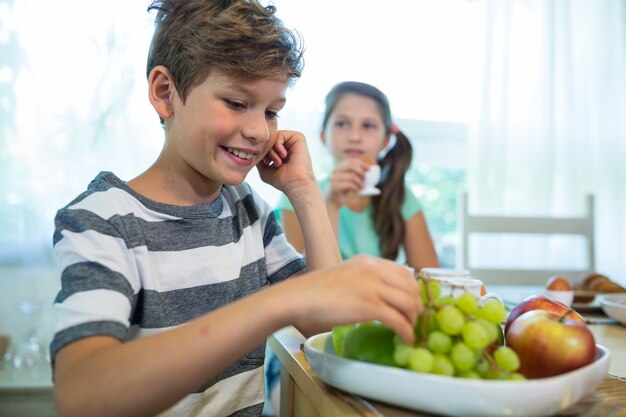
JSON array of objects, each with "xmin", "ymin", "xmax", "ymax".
[{"xmin": 51, "ymin": 1, "xmax": 421, "ymax": 417}]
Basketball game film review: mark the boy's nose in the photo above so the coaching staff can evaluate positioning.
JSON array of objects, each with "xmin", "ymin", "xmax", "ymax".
[{"xmin": 243, "ymin": 113, "xmax": 270, "ymax": 143}]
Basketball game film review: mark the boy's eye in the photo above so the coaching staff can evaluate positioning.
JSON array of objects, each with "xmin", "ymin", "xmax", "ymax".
[
  {"xmin": 225, "ymin": 99, "xmax": 246, "ymax": 110},
  {"xmin": 266, "ymin": 110, "xmax": 280, "ymax": 120},
  {"xmin": 335, "ymin": 120, "xmax": 348, "ymax": 128}
]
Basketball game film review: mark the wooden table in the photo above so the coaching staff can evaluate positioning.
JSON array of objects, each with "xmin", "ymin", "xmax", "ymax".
[{"xmin": 268, "ymin": 285, "xmax": 626, "ymax": 417}]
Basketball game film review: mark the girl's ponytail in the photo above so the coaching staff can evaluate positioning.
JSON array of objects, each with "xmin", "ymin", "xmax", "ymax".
[{"xmin": 372, "ymin": 129, "xmax": 413, "ymax": 260}]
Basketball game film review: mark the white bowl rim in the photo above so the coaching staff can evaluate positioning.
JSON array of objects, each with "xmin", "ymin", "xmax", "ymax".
[{"xmin": 599, "ymin": 293, "xmax": 626, "ymax": 307}]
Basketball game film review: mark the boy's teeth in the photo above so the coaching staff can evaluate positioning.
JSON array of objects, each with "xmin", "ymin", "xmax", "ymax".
[{"xmin": 227, "ymin": 148, "xmax": 253, "ymax": 160}]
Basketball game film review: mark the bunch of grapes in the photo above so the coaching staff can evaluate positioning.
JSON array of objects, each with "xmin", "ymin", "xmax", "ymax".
[{"xmin": 392, "ymin": 276, "xmax": 525, "ymax": 380}]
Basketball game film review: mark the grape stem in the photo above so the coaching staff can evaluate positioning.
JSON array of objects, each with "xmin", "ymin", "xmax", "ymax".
[
  {"xmin": 418, "ymin": 273, "xmax": 435, "ymax": 306},
  {"xmin": 482, "ymin": 350, "xmax": 501, "ymax": 372},
  {"xmin": 416, "ymin": 273, "xmax": 433, "ymax": 347}
]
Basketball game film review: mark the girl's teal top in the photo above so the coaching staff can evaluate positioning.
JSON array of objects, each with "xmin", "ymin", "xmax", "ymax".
[{"xmin": 275, "ymin": 177, "xmax": 423, "ymax": 263}]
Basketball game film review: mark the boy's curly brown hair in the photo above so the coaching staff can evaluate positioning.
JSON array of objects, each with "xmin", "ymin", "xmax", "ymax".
[{"xmin": 146, "ymin": 0, "xmax": 305, "ymax": 103}]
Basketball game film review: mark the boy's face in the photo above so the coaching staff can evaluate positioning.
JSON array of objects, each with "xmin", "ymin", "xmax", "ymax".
[{"xmin": 166, "ymin": 70, "xmax": 288, "ymax": 189}]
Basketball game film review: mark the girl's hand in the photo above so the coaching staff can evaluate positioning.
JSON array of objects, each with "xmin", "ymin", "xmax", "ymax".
[
  {"xmin": 257, "ymin": 130, "xmax": 317, "ymax": 195},
  {"xmin": 327, "ymin": 158, "xmax": 372, "ymax": 207}
]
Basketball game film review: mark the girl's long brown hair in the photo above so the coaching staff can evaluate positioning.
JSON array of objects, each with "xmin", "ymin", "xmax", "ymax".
[{"xmin": 322, "ymin": 81, "xmax": 413, "ymax": 260}]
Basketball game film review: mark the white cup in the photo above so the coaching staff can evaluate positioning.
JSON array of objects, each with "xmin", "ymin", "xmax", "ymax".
[
  {"xmin": 429, "ymin": 275, "xmax": 503, "ymax": 305},
  {"xmin": 545, "ymin": 289, "xmax": 574, "ymax": 307},
  {"xmin": 421, "ymin": 267, "xmax": 471, "ymax": 279},
  {"xmin": 360, "ymin": 165, "xmax": 381, "ymax": 196}
]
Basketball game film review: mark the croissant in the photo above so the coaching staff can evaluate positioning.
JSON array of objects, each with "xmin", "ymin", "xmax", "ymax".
[{"xmin": 578, "ymin": 273, "xmax": 626, "ymax": 293}]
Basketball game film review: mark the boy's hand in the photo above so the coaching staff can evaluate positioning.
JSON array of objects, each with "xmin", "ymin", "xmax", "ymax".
[
  {"xmin": 327, "ymin": 158, "xmax": 371, "ymax": 207},
  {"xmin": 284, "ymin": 255, "xmax": 423, "ymax": 344},
  {"xmin": 257, "ymin": 130, "xmax": 316, "ymax": 195}
]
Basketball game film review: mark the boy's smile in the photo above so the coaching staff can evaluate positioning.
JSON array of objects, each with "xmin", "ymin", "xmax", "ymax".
[{"xmin": 224, "ymin": 146, "xmax": 257, "ymax": 165}]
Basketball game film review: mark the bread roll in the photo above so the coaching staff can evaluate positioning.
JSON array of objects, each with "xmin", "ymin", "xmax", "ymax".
[
  {"xmin": 595, "ymin": 280, "xmax": 626, "ymax": 293},
  {"xmin": 578, "ymin": 273, "xmax": 606, "ymax": 291},
  {"xmin": 578, "ymin": 272, "xmax": 626, "ymax": 293}
]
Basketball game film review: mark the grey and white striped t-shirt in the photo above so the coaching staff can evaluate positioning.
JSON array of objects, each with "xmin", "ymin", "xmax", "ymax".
[{"xmin": 51, "ymin": 171, "xmax": 305, "ymax": 417}]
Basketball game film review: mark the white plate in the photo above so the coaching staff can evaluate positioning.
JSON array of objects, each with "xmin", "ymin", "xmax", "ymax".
[
  {"xmin": 304, "ymin": 332, "xmax": 610, "ymax": 417},
  {"xmin": 599, "ymin": 293, "xmax": 626, "ymax": 325}
]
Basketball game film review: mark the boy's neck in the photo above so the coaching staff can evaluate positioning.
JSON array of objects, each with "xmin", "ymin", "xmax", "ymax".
[{"xmin": 128, "ymin": 165, "xmax": 223, "ymax": 207}]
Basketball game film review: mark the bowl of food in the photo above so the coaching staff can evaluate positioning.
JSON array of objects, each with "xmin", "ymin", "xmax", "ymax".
[
  {"xmin": 545, "ymin": 275, "xmax": 574, "ymax": 306},
  {"xmin": 599, "ymin": 293, "xmax": 626, "ymax": 326},
  {"xmin": 304, "ymin": 332, "xmax": 610, "ymax": 417}
]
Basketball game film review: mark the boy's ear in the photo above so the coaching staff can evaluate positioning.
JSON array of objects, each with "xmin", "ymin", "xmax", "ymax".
[
  {"xmin": 148, "ymin": 65, "xmax": 174, "ymax": 121},
  {"xmin": 320, "ymin": 130, "xmax": 326, "ymax": 144}
]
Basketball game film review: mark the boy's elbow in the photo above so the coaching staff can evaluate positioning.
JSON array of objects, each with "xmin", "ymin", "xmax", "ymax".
[
  {"xmin": 54, "ymin": 385, "xmax": 80, "ymax": 417},
  {"xmin": 54, "ymin": 377, "xmax": 101, "ymax": 417}
]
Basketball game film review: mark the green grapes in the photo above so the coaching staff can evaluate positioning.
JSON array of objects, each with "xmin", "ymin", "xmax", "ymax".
[
  {"xmin": 436, "ymin": 305, "xmax": 465, "ymax": 335},
  {"xmin": 461, "ymin": 321, "xmax": 490, "ymax": 350},
  {"xmin": 456, "ymin": 292, "xmax": 479, "ymax": 315},
  {"xmin": 450, "ymin": 342, "xmax": 476, "ymax": 371},
  {"xmin": 420, "ymin": 279, "xmax": 443, "ymax": 303},
  {"xmin": 408, "ymin": 347, "xmax": 434, "ymax": 373},
  {"xmin": 337, "ymin": 276, "xmax": 524, "ymax": 382},
  {"xmin": 476, "ymin": 299, "xmax": 507, "ymax": 324},
  {"xmin": 475, "ymin": 317, "xmax": 499, "ymax": 344},
  {"xmin": 426, "ymin": 331, "xmax": 452, "ymax": 354},
  {"xmin": 458, "ymin": 370, "xmax": 481, "ymax": 379},
  {"xmin": 431, "ymin": 353, "xmax": 455, "ymax": 376},
  {"xmin": 394, "ymin": 343, "xmax": 414, "ymax": 367},
  {"xmin": 474, "ymin": 357, "xmax": 490, "ymax": 376},
  {"xmin": 494, "ymin": 346, "xmax": 521, "ymax": 372}
]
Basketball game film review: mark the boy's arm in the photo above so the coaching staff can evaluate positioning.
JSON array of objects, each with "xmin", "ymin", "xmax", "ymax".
[
  {"xmin": 259, "ymin": 130, "xmax": 341, "ymax": 269},
  {"xmin": 284, "ymin": 183, "xmax": 341, "ymax": 270},
  {"xmin": 54, "ymin": 283, "xmax": 293, "ymax": 417},
  {"xmin": 54, "ymin": 256, "xmax": 420, "ymax": 417}
]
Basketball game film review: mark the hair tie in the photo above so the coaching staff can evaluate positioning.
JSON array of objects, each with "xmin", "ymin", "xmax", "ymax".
[{"xmin": 390, "ymin": 123, "xmax": 400, "ymax": 134}]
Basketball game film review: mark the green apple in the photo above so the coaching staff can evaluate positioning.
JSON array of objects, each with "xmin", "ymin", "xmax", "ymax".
[
  {"xmin": 342, "ymin": 321, "xmax": 397, "ymax": 367},
  {"xmin": 331, "ymin": 324, "xmax": 355, "ymax": 356}
]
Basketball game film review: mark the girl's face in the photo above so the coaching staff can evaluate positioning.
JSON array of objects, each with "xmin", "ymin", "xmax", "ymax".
[{"xmin": 321, "ymin": 93, "xmax": 390, "ymax": 163}]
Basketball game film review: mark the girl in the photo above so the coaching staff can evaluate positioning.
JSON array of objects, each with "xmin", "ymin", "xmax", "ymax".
[{"xmin": 277, "ymin": 81, "xmax": 440, "ymax": 270}]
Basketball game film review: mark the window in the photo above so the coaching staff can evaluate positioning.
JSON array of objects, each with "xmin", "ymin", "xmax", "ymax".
[{"xmin": 1, "ymin": 1, "xmax": 483, "ymax": 267}]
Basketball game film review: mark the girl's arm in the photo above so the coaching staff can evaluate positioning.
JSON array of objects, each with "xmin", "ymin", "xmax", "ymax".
[
  {"xmin": 404, "ymin": 211, "xmax": 440, "ymax": 271},
  {"xmin": 287, "ymin": 183, "xmax": 341, "ymax": 270},
  {"xmin": 279, "ymin": 197, "xmax": 341, "ymax": 256},
  {"xmin": 280, "ymin": 209, "xmax": 304, "ymax": 253}
]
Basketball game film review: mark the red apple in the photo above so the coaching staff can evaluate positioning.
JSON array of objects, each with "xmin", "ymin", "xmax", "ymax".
[
  {"xmin": 506, "ymin": 309, "xmax": 596, "ymax": 378},
  {"xmin": 504, "ymin": 294, "xmax": 586, "ymax": 335}
]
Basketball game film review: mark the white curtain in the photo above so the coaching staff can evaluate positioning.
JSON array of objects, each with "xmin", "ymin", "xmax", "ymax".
[{"xmin": 468, "ymin": 0, "xmax": 626, "ymax": 281}]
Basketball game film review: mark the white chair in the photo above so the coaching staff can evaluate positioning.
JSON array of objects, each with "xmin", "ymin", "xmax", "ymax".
[{"xmin": 456, "ymin": 192, "xmax": 595, "ymax": 285}]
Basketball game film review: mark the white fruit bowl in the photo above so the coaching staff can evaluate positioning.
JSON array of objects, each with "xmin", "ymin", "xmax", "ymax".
[
  {"xmin": 599, "ymin": 293, "xmax": 626, "ymax": 326},
  {"xmin": 304, "ymin": 332, "xmax": 610, "ymax": 417}
]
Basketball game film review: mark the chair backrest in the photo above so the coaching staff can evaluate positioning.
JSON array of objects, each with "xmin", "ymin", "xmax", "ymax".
[{"xmin": 456, "ymin": 192, "xmax": 595, "ymax": 285}]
